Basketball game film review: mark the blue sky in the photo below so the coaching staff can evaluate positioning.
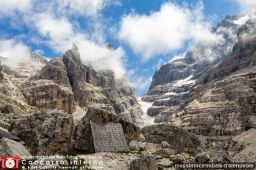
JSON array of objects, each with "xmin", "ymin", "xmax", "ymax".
[{"xmin": 0, "ymin": 0, "xmax": 252, "ymax": 96}]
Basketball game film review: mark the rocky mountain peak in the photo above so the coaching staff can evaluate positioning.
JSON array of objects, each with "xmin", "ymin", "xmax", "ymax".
[
  {"xmin": 216, "ymin": 15, "xmax": 239, "ymax": 28},
  {"xmin": 237, "ymin": 18, "xmax": 256, "ymax": 43},
  {"xmin": 0, "ymin": 43, "xmax": 143, "ymax": 127},
  {"xmin": 64, "ymin": 43, "xmax": 83, "ymax": 65},
  {"xmin": 143, "ymin": 15, "xmax": 249, "ymax": 123},
  {"xmin": 1, "ymin": 53, "xmax": 47, "ymax": 78},
  {"xmin": 33, "ymin": 57, "xmax": 71, "ymax": 88},
  {"xmin": 30, "ymin": 52, "xmax": 48, "ymax": 64}
]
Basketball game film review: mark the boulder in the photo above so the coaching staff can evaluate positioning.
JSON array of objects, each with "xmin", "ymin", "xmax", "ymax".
[
  {"xmin": 0, "ymin": 137, "xmax": 31, "ymax": 157},
  {"xmin": 0, "ymin": 120, "xmax": 10, "ymax": 129},
  {"xmin": 130, "ymin": 156, "xmax": 158, "ymax": 170},
  {"xmin": 157, "ymin": 158, "xmax": 174, "ymax": 169},
  {"xmin": 0, "ymin": 127, "xmax": 20, "ymax": 141},
  {"xmin": 147, "ymin": 106, "xmax": 166, "ymax": 117},
  {"xmin": 142, "ymin": 124, "xmax": 200, "ymax": 153},
  {"xmin": 74, "ymin": 106, "xmax": 140, "ymax": 152},
  {"xmin": 161, "ymin": 141, "xmax": 171, "ymax": 149},
  {"xmin": 129, "ymin": 140, "xmax": 146, "ymax": 151},
  {"xmin": 210, "ymin": 150, "xmax": 231, "ymax": 163},
  {"xmin": 195, "ymin": 151, "xmax": 210, "ymax": 163},
  {"xmin": 9, "ymin": 110, "xmax": 74, "ymax": 155},
  {"xmin": 138, "ymin": 134, "xmax": 146, "ymax": 142}
]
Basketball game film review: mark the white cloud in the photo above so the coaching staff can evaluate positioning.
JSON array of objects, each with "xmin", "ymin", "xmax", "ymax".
[
  {"xmin": 119, "ymin": 3, "xmax": 189, "ymax": 61},
  {"xmin": 0, "ymin": 0, "xmax": 118, "ymax": 17},
  {"xmin": 127, "ymin": 69, "xmax": 152, "ymax": 92},
  {"xmin": 34, "ymin": 13, "xmax": 74, "ymax": 41},
  {"xmin": 33, "ymin": 13, "xmax": 126, "ymax": 78},
  {"xmin": 0, "ymin": 0, "xmax": 32, "ymax": 14},
  {"xmin": 33, "ymin": 0, "xmax": 120, "ymax": 18},
  {"xmin": 131, "ymin": 76, "xmax": 151, "ymax": 92},
  {"xmin": 236, "ymin": 0, "xmax": 256, "ymax": 15},
  {"xmin": 154, "ymin": 59, "xmax": 166, "ymax": 69},
  {"xmin": 190, "ymin": 23, "xmax": 222, "ymax": 46},
  {"xmin": 169, "ymin": 52, "xmax": 187, "ymax": 62},
  {"xmin": 237, "ymin": 19, "xmax": 256, "ymax": 42},
  {"xmin": 0, "ymin": 39, "xmax": 31, "ymax": 65},
  {"xmin": 77, "ymin": 39, "xmax": 126, "ymax": 79},
  {"xmin": 0, "ymin": 0, "xmax": 127, "ymax": 79},
  {"xmin": 60, "ymin": 0, "xmax": 106, "ymax": 16},
  {"xmin": 119, "ymin": 2, "xmax": 223, "ymax": 61},
  {"xmin": 233, "ymin": 15, "xmax": 250, "ymax": 25}
]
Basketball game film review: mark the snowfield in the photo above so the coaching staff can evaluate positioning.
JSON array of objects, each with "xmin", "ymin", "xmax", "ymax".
[{"xmin": 137, "ymin": 97, "xmax": 155, "ymax": 127}]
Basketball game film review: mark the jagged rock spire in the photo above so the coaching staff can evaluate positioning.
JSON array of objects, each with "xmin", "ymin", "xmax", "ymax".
[
  {"xmin": 64, "ymin": 43, "xmax": 82, "ymax": 64},
  {"xmin": 72, "ymin": 43, "xmax": 79, "ymax": 51}
]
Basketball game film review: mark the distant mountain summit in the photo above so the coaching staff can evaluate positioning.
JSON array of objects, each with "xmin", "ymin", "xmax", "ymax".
[{"xmin": 142, "ymin": 15, "xmax": 249, "ymax": 123}]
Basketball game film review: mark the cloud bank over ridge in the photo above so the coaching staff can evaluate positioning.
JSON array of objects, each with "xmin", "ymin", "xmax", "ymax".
[
  {"xmin": 0, "ymin": 0, "xmax": 125, "ymax": 78},
  {"xmin": 119, "ymin": 2, "xmax": 223, "ymax": 61}
]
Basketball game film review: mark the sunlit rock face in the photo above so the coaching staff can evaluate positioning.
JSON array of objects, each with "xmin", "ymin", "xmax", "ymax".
[
  {"xmin": 62, "ymin": 47, "xmax": 143, "ymax": 125},
  {"xmin": 0, "ymin": 44, "xmax": 143, "ymax": 125},
  {"xmin": 21, "ymin": 57, "xmax": 76, "ymax": 114}
]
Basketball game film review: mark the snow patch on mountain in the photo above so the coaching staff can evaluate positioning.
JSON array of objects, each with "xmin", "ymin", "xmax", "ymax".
[
  {"xmin": 234, "ymin": 15, "xmax": 249, "ymax": 25},
  {"xmin": 138, "ymin": 97, "xmax": 155, "ymax": 127},
  {"xmin": 174, "ymin": 75, "xmax": 195, "ymax": 87},
  {"xmin": 164, "ymin": 92, "xmax": 177, "ymax": 96}
]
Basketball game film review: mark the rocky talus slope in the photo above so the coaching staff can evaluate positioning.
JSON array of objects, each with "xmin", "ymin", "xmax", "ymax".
[{"xmin": 7, "ymin": 105, "xmax": 202, "ymax": 169}]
